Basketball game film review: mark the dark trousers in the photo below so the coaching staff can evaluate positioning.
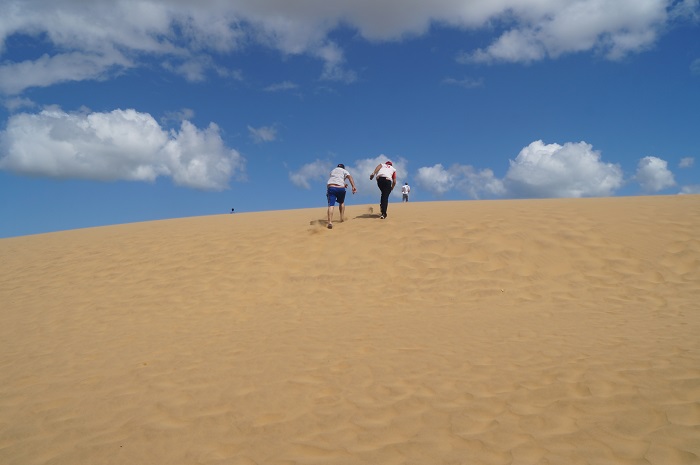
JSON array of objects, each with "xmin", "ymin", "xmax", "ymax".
[{"xmin": 377, "ymin": 177, "xmax": 393, "ymax": 216}]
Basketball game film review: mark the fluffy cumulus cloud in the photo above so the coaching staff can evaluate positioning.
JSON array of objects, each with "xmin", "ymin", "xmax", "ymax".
[
  {"xmin": 453, "ymin": 165, "xmax": 507, "ymax": 198},
  {"xmin": 466, "ymin": 0, "xmax": 676, "ymax": 63},
  {"xmin": 414, "ymin": 140, "xmax": 627, "ymax": 200},
  {"xmin": 416, "ymin": 164, "xmax": 455, "ymax": 196},
  {"xmin": 289, "ymin": 159, "xmax": 332, "ymax": 189},
  {"xmin": 634, "ymin": 156, "xmax": 676, "ymax": 192},
  {"xmin": 0, "ymin": 108, "xmax": 245, "ymax": 190},
  {"xmin": 1, "ymin": 0, "xmax": 695, "ymax": 94},
  {"xmin": 415, "ymin": 163, "xmax": 505, "ymax": 198},
  {"xmin": 504, "ymin": 140, "xmax": 624, "ymax": 198},
  {"xmin": 414, "ymin": 141, "xmax": 694, "ymax": 200}
]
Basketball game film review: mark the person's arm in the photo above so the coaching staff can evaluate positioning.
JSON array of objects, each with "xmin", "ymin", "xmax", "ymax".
[
  {"xmin": 369, "ymin": 164, "xmax": 381, "ymax": 180},
  {"xmin": 391, "ymin": 172, "xmax": 396, "ymax": 190},
  {"xmin": 346, "ymin": 174, "xmax": 357, "ymax": 193}
]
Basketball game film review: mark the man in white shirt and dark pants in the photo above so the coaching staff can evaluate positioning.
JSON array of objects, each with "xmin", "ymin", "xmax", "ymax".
[
  {"xmin": 401, "ymin": 182, "xmax": 410, "ymax": 202},
  {"xmin": 369, "ymin": 160, "xmax": 397, "ymax": 219}
]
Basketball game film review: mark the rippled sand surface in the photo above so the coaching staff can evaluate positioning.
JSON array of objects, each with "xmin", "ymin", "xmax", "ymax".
[{"xmin": 2, "ymin": 195, "xmax": 699, "ymax": 464}]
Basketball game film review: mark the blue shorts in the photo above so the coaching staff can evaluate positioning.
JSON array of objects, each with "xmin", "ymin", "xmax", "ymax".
[{"xmin": 327, "ymin": 186, "xmax": 346, "ymax": 206}]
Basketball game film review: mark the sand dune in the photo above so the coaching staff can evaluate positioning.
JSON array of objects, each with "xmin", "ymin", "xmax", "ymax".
[{"xmin": 1, "ymin": 195, "xmax": 699, "ymax": 465}]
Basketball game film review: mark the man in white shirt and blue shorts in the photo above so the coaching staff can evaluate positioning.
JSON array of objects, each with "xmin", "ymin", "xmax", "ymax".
[{"xmin": 326, "ymin": 164, "xmax": 357, "ymax": 229}]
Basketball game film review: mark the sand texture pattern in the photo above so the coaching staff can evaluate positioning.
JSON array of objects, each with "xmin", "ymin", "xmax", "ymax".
[{"xmin": 1, "ymin": 195, "xmax": 699, "ymax": 465}]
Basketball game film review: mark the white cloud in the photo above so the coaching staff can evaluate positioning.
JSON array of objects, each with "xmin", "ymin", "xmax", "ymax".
[
  {"xmin": 416, "ymin": 164, "xmax": 454, "ymax": 196},
  {"xmin": 0, "ymin": 0, "xmax": 688, "ymax": 94},
  {"xmin": 264, "ymin": 81, "xmax": 299, "ymax": 92},
  {"xmin": 0, "ymin": 108, "xmax": 245, "ymax": 190},
  {"xmin": 248, "ymin": 125, "xmax": 278, "ymax": 143},
  {"xmin": 679, "ymin": 157, "xmax": 694, "ymax": 168},
  {"xmin": 161, "ymin": 108, "xmax": 196, "ymax": 125},
  {"xmin": 289, "ymin": 159, "xmax": 331, "ymax": 189},
  {"xmin": 469, "ymin": 29, "xmax": 548, "ymax": 64},
  {"xmin": 634, "ymin": 156, "xmax": 676, "ymax": 192},
  {"xmin": 504, "ymin": 140, "xmax": 623, "ymax": 198},
  {"xmin": 670, "ymin": 0, "xmax": 700, "ymax": 21},
  {"xmin": 415, "ymin": 141, "xmax": 628, "ymax": 200},
  {"xmin": 692, "ymin": 58, "xmax": 700, "ymax": 75},
  {"xmin": 160, "ymin": 57, "xmax": 241, "ymax": 83},
  {"xmin": 161, "ymin": 57, "xmax": 210, "ymax": 82},
  {"xmin": 0, "ymin": 51, "xmax": 133, "ymax": 95},
  {"xmin": 315, "ymin": 42, "xmax": 357, "ymax": 83},
  {"xmin": 680, "ymin": 185, "xmax": 700, "ymax": 194},
  {"xmin": 416, "ymin": 163, "xmax": 505, "ymax": 198},
  {"xmin": 3, "ymin": 97, "xmax": 36, "ymax": 112},
  {"xmin": 442, "ymin": 77, "xmax": 484, "ymax": 89},
  {"xmin": 453, "ymin": 165, "xmax": 506, "ymax": 198},
  {"xmin": 467, "ymin": 0, "xmax": 669, "ymax": 63}
]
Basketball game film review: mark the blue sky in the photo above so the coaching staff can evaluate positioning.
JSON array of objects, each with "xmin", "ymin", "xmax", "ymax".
[{"xmin": 1, "ymin": 0, "xmax": 699, "ymax": 238}]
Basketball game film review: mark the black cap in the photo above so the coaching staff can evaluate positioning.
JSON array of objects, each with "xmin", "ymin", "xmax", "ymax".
[{"xmin": 337, "ymin": 163, "xmax": 345, "ymax": 169}]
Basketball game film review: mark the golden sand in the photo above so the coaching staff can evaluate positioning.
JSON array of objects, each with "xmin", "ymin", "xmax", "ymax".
[{"xmin": 1, "ymin": 195, "xmax": 699, "ymax": 465}]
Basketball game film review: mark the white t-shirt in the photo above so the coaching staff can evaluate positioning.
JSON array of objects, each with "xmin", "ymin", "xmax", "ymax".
[
  {"xmin": 377, "ymin": 164, "xmax": 396, "ymax": 180},
  {"xmin": 327, "ymin": 167, "xmax": 350, "ymax": 186},
  {"xmin": 401, "ymin": 185, "xmax": 410, "ymax": 194}
]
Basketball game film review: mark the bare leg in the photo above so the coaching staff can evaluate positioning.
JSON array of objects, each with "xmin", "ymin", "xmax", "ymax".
[
  {"xmin": 339, "ymin": 203, "xmax": 345, "ymax": 222},
  {"xmin": 327, "ymin": 205, "xmax": 334, "ymax": 226}
]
